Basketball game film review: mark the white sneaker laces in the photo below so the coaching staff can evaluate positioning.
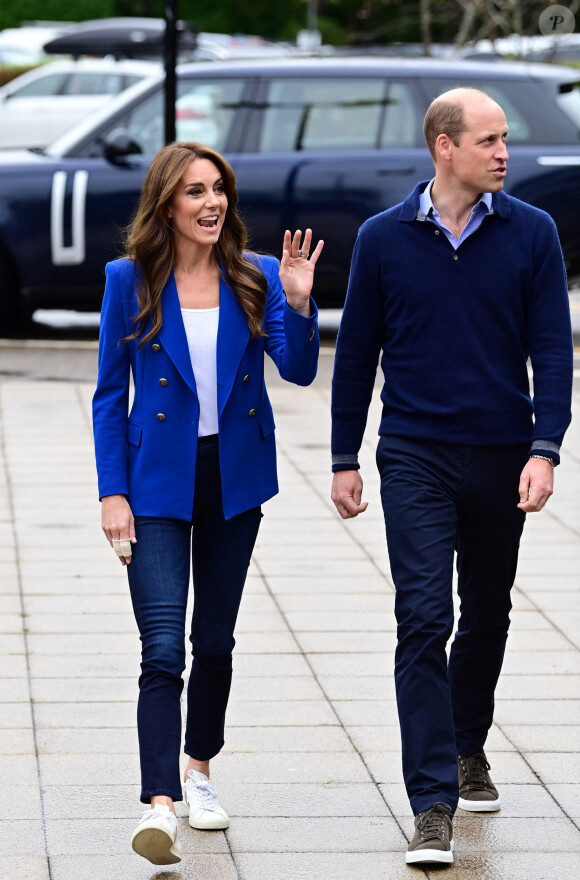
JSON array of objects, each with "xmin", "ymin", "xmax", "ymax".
[
  {"xmin": 187, "ymin": 770, "xmax": 219, "ymax": 809},
  {"xmin": 140, "ymin": 804, "xmax": 176, "ymax": 824}
]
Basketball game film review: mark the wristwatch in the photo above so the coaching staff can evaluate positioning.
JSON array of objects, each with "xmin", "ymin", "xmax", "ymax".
[{"xmin": 529, "ymin": 454, "xmax": 556, "ymax": 468}]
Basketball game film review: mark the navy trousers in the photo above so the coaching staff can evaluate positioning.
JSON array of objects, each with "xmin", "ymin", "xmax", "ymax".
[
  {"xmin": 127, "ymin": 434, "xmax": 262, "ymax": 803},
  {"xmin": 376, "ymin": 435, "xmax": 527, "ymax": 815}
]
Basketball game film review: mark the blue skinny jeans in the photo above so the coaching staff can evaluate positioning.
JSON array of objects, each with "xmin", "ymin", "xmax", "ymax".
[{"xmin": 126, "ymin": 434, "xmax": 262, "ymax": 803}]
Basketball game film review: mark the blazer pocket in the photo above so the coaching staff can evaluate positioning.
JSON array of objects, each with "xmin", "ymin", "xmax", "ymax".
[
  {"xmin": 128, "ymin": 419, "xmax": 143, "ymax": 448},
  {"xmin": 259, "ymin": 410, "xmax": 276, "ymax": 438}
]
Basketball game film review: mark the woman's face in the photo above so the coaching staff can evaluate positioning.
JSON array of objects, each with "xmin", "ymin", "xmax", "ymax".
[{"xmin": 167, "ymin": 157, "xmax": 228, "ymax": 251}]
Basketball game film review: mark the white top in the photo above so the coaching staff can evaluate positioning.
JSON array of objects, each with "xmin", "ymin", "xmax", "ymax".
[{"xmin": 181, "ymin": 306, "xmax": 219, "ymax": 437}]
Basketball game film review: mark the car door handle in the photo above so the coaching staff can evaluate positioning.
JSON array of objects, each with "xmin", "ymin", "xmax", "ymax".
[{"xmin": 376, "ymin": 167, "xmax": 416, "ymax": 175}]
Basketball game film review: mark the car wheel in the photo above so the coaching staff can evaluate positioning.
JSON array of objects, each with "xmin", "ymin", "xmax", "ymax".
[{"xmin": 0, "ymin": 247, "xmax": 25, "ymax": 335}]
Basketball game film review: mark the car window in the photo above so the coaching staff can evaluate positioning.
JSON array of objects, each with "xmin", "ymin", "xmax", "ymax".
[
  {"xmin": 379, "ymin": 82, "xmax": 422, "ymax": 148},
  {"xmin": 63, "ymin": 73, "xmax": 124, "ymax": 96},
  {"xmin": 88, "ymin": 79, "xmax": 244, "ymax": 157},
  {"xmin": 9, "ymin": 73, "xmax": 68, "ymax": 98},
  {"xmin": 258, "ymin": 78, "xmax": 388, "ymax": 151},
  {"xmin": 420, "ymin": 77, "xmax": 580, "ymax": 145}
]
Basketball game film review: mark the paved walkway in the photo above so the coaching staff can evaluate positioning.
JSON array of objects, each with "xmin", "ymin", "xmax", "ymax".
[{"xmin": 0, "ymin": 346, "xmax": 579, "ymax": 880}]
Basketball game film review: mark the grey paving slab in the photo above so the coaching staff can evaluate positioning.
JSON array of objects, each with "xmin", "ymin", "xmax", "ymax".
[
  {"xmin": 44, "ymin": 818, "xmax": 229, "ymax": 856},
  {"xmin": 297, "ymin": 631, "xmax": 396, "ymax": 653},
  {"xmin": 500, "ymin": 651, "xmax": 580, "ymax": 674},
  {"xmin": 524, "ymin": 752, "xmax": 580, "ymax": 782},
  {"xmin": 0, "ymin": 595, "xmax": 21, "ymax": 613},
  {"xmin": 0, "ymin": 858, "xmax": 49, "ymax": 880},
  {"xmin": 448, "ymin": 815, "xmax": 580, "ymax": 852},
  {"xmin": 213, "ymin": 752, "xmax": 370, "ymax": 784},
  {"xmin": 494, "ymin": 700, "xmax": 580, "ymax": 725},
  {"xmin": 0, "ymin": 632, "xmax": 26, "ymax": 653},
  {"xmin": 232, "ymin": 631, "xmax": 301, "ymax": 653},
  {"xmin": 307, "ymin": 652, "xmax": 394, "ymax": 677},
  {"xmin": 33, "ymin": 702, "xmax": 136, "ymax": 729},
  {"xmin": 25, "ymin": 613, "xmax": 136, "ymax": 635},
  {"xmin": 232, "ymin": 653, "xmax": 311, "ymax": 677},
  {"xmin": 36, "ymin": 727, "xmax": 137, "ymax": 755},
  {"xmin": 495, "ymin": 674, "xmax": 580, "ymax": 699},
  {"xmin": 0, "ymin": 677, "xmax": 30, "ymax": 701},
  {"xmin": 0, "ymin": 727, "xmax": 35, "ymax": 754},
  {"xmin": 0, "ymin": 702, "xmax": 33, "ymax": 728},
  {"xmin": 19, "ymin": 576, "xmax": 129, "ymax": 596},
  {"xmin": 266, "ymin": 574, "xmax": 392, "ymax": 594},
  {"xmin": 219, "ymin": 781, "xmax": 389, "ymax": 817},
  {"xmin": 226, "ymin": 699, "xmax": 338, "ymax": 727},
  {"xmin": 223, "ymin": 725, "xmax": 353, "ymax": 753},
  {"xmin": 39, "ymin": 754, "xmax": 141, "ymax": 786},
  {"xmin": 276, "ymin": 592, "xmax": 393, "ymax": 612},
  {"xmin": 315, "ymin": 675, "xmax": 394, "ymax": 701},
  {"xmin": 235, "ymin": 852, "xmax": 413, "ymax": 880},
  {"xmin": 233, "ymin": 610, "xmax": 289, "ymax": 633},
  {"xmin": 0, "ymin": 754, "xmax": 39, "ymax": 789},
  {"xmin": 427, "ymin": 853, "xmax": 580, "ymax": 880},
  {"xmin": 50, "ymin": 854, "xmax": 237, "ymax": 880},
  {"xmin": 0, "ymin": 820, "xmax": 47, "ymax": 856},
  {"xmin": 502, "ymin": 724, "xmax": 580, "ymax": 752},
  {"xmin": 28, "ymin": 654, "xmax": 139, "ymax": 678},
  {"xmin": 285, "ymin": 611, "xmax": 395, "ymax": 632},
  {"xmin": 26, "ymin": 633, "xmax": 139, "ymax": 654},
  {"xmin": 545, "ymin": 784, "xmax": 580, "ymax": 819},
  {"xmin": 30, "ymin": 677, "xmax": 136, "ymax": 703},
  {"xmin": 225, "ymin": 815, "xmax": 406, "ymax": 852},
  {"xmin": 229, "ymin": 675, "xmax": 324, "ymax": 702},
  {"xmin": 332, "ymin": 700, "xmax": 399, "ymax": 727}
]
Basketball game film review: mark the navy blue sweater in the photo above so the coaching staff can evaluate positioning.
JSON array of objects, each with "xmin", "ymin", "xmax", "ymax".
[{"xmin": 331, "ymin": 182, "xmax": 573, "ymax": 469}]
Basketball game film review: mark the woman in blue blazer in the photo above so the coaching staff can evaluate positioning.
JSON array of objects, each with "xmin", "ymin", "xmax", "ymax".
[{"xmin": 92, "ymin": 141, "xmax": 323, "ymax": 866}]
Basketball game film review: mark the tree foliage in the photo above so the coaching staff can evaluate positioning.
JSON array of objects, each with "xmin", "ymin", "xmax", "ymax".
[{"xmin": 0, "ymin": 0, "xmax": 576, "ymax": 48}]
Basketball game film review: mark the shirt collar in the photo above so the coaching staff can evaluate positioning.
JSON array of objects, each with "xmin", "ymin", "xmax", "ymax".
[{"xmin": 417, "ymin": 178, "xmax": 493, "ymax": 221}]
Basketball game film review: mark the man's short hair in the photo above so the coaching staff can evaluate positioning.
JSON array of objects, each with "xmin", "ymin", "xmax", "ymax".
[
  {"xmin": 423, "ymin": 88, "xmax": 490, "ymax": 161},
  {"xmin": 423, "ymin": 99, "xmax": 465, "ymax": 161}
]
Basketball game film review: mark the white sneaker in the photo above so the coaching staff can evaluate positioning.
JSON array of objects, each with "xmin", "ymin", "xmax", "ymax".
[
  {"xmin": 181, "ymin": 769, "xmax": 230, "ymax": 829},
  {"xmin": 131, "ymin": 804, "xmax": 182, "ymax": 865}
]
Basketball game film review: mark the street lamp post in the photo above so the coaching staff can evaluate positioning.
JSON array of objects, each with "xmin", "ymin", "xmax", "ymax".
[{"xmin": 164, "ymin": 0, "xmax": 177, "ymax": 144}]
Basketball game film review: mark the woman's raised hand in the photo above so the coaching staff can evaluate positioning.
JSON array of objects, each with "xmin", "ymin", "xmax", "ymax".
[{"xmin": 279, "ymin": 229, "xmax": 324, "ymax": 316}]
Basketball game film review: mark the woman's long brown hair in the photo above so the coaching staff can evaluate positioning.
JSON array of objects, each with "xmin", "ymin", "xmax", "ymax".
[{"xmin": 123, "ymin": 142, "xmax": 268, "ymax": 347}]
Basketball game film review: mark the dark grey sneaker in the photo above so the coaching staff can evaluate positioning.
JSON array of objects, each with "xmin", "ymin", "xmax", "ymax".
[
  {"xmin": 458, "ymin": 752, "xmax": 501, "ymax": 811},
  {"xmin": 406, "ymin": 801, "xmax": 453, "ymax": 865}
]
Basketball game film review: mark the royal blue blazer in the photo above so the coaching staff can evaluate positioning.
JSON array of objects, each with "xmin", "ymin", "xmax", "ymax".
[{"xmin": 92, "ymin": 256, "xmax": 319, "ymax": 520}]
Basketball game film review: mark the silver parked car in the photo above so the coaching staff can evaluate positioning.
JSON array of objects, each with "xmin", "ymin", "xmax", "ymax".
[{"xmin": 0, "ymin": 58, "xmax": 159, "ymax": 150}]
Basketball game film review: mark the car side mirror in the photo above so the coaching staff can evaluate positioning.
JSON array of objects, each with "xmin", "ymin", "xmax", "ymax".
[{"xmin": 102, "ymin": 128, "xmax": 142, "ymax": 162}]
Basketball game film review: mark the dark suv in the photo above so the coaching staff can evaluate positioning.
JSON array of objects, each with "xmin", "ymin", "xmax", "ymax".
[{"xmin": 1, "ymin": 56, "xmax": 579, "ymax": 326}]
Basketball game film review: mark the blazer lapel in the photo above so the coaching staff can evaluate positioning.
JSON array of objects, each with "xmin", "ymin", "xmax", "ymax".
[
  {"xmin": 217, "ymin": 276, "xmax": 250, "ymax": 417},
  {"xmin": 157, "ymin": 271, "xmax": 197, "ymax": 395}
]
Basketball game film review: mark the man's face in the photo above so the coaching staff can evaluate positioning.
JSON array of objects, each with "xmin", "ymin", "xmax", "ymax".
[{"xmin": 450, "ymin": 100, "xmax": 509, "ymax": 193}]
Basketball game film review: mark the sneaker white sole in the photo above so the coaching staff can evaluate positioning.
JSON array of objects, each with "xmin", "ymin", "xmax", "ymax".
[
  {"xmin": 180, "ymin": 798, "xmax": 230, "ymax": 830},
  {"xmin": 406, "ymin": 839, "xmax": 454, "ymax": 865},
  {"xmin": 458, "ymin": 795, "xmax": 501, "ymax": 812},
  {"xmin": 131, "ymin": 824, "xmax": 182, "ymax": 865}
]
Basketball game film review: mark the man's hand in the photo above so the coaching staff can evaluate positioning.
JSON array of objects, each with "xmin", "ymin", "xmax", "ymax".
[
  {"xmin": 517, "ymin": 458, "xmax": 554, "ymax": 513},
  {"xmin": 331, "ymin": 469, "xmax": 368, "ymax": 519}
]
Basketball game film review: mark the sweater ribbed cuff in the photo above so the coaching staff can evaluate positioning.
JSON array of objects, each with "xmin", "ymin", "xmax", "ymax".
[
  {"xmin": 332, "ymin": 453, "xmax": 360, "ymax": 473},
  {"xmin": 530, "ymin": 439, "xmax": 560, "ymax": 465}
]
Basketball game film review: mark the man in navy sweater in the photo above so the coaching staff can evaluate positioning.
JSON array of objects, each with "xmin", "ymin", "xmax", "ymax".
[{"xmin": 331, "ymin": 88, "xmax": 573, "ymax": 866}]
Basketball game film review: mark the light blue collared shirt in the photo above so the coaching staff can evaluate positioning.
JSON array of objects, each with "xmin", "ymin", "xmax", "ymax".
[{"xmin": 418, "ymin": 179, "xmax": 493, "ymax": 249}]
